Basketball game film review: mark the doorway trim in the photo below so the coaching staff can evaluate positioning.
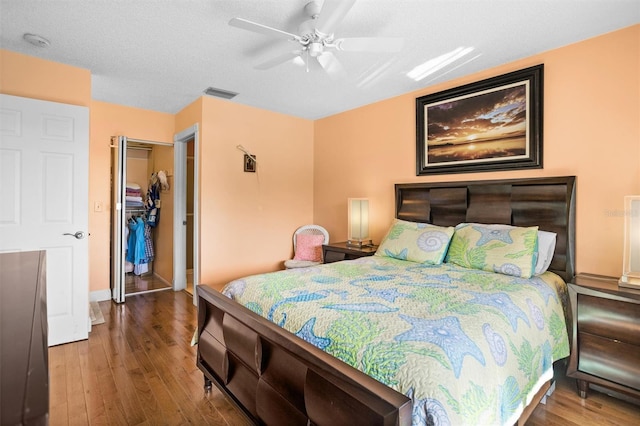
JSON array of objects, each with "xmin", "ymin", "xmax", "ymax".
[{"xmin": 173, "ymin": 124, "xmax": 200, "ymax": 305}]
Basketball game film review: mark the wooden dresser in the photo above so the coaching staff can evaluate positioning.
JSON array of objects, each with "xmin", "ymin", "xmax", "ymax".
[
  {"xmin": 566, "ymin": 273, "xmax": 640, "ymax": 400},
  {"xmin": 0, "ymin": 250, "xmax": 49, "ymax": 425}
]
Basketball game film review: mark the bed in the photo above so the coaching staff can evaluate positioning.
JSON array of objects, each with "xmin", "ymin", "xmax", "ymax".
[{"xmin": 196, "ymin": 176, "xmax": 576, "ymax": 426}]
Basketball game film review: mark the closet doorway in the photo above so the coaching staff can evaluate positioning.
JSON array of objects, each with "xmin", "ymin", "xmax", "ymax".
[
  {"xmin": 111, "ymin": 127, "xmax": 199, "ymax": 305},
  {"xmin": 111, "ymin": 136, "xmax": 174, "ymax": 302}
]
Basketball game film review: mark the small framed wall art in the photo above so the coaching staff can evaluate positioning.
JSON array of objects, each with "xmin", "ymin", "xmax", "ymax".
[{"xmin": 244, "ymin": 154, "xmax": 256, "ymax": 172}]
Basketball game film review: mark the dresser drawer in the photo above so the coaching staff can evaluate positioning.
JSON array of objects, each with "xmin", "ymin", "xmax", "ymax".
[
  {"xmin": 577, "ymin": 294, "xmax": 640, "ymax": 346},
  {"xmin": 578, "ymin": 332, "xmax": 640, "ymax": 391}
]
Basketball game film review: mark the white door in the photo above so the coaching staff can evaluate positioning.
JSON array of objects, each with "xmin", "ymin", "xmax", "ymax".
[{"xmin": 0, "ymin": 94, "xmax": 89, "ymax": 346}]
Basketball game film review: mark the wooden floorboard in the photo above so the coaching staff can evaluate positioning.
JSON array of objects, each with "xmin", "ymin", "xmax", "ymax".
[
  {"xmin": 49, "ymin": 290, "xmax": 639, "ymax": 425},
  {"xmin": 525, "ymin": 364, "xmax": 640, "ymax": 426}
]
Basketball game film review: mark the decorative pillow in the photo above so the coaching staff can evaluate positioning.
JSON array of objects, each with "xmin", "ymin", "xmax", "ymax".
[
  {"xmin": 375, "ymin": 219, "xmax": 454, "ymax": 264},
  {"xmin": 445, "ymin": 223, "xmax": 539, "ymax": 278},
  {"xmin": 535, "ymin": 230, "xmax": 557, "ymax": 275},
  {"xmin": 293, "ymin": 233, "xmax": 325, "ymax": 262}
]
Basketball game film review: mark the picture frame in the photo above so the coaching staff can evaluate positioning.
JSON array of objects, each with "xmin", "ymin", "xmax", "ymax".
[
  {"xmin": 244, "ymin": 154, "xmax": 256, "ymax": 172},
  {"xmin": 416, "ymin": 64, "xmax": 543, "ymax": 175}
]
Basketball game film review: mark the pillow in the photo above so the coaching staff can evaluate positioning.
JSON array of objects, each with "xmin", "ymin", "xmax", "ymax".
[
  {"xmin": 445, "ymin": 223, "xmax": 538, "ymax": 278},
  {"xmin": 535, "ymin": 230, "xmax": 557, "ymax": 275},
  {"xmin": 375, "ymin": 219, "xmax": 454, "ymax": 264},
  {"xmin": 293, "ymin": 233, "xmax": 325, "ymax": 262}
]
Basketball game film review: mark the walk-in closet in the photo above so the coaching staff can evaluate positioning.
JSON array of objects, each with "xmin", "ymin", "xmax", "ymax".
[{"xmin": 110, "ymin": 136, "xmax": 174, "ymax": 302}]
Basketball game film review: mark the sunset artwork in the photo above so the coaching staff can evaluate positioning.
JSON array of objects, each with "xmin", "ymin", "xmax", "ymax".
[{"xmin": 425, "ymin": 82, "xmax": 529, "ymax": 165}]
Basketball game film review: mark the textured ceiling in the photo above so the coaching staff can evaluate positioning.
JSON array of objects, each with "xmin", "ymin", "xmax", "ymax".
[{"xmin": 1, "ymin": 0, "xmax": 638, "ymax": 119}]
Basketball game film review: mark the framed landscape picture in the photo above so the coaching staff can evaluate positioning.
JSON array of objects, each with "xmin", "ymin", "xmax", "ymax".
[{"xmin": 416, "ymin": 65, "xmax": 543, "ymax": 175}]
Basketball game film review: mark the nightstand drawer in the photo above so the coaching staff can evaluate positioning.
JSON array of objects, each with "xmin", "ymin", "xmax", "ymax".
[
  {"xmin": 577, "ymin": 294, "xmax": 640, "ymax": 346},
  {"xmin": 322, "ymin": 242, "xmax": 378, "ymax": 264},
  {"xmin": 567, "ymin": 275, "xmax": 640, "ymax": 400},
  {"xmin": 324, "ymin": 251, "xmax": 347, "ymax": 263},
  {"xmin": 578, "ymin": 332, "xmax": 640, "ymax": 390}
]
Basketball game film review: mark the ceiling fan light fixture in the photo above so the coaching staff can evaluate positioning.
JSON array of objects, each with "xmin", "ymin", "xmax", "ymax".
[
  {"xmin": 309, "ymin": 42, "xmax": 323, "ymax": 57},
  {"xmin": 229, "ymin": 0, "xmax": 391, "ymax": 76}
]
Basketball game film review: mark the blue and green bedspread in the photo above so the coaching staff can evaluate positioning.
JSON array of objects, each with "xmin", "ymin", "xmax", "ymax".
[{"xmin": 222, "ymin": 256, "xmax": 570, "ymax": 426}]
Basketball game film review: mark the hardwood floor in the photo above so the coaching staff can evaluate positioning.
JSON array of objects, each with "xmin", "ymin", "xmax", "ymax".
[
  {"xmin": 124, "ymin": 273, "xmax": 171, "ymax": 295},
  {"xmin": 526, "ymin": 362, "xmax": 640, "ymax": 425},
  {"xmin": 49, "ymin": 290, "xmax": 640, "ymax": 425},
  {"xmin": 49, "ymin": 290, "xmax": 251, "ymax": 426}
]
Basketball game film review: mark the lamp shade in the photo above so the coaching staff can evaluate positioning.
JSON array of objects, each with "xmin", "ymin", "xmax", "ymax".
[
  {"xmin": 347, "ymin": 198, "xmax": 372, "ymax": 247},
  {"xmin": 620, "ymin": 195, "xmax": 640, "ymax": 289}
]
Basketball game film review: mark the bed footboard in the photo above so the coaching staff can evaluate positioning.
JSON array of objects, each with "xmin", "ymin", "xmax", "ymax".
[{"xmin": 196, "ymin": 285, "xmax": 412, "ymax": 426}]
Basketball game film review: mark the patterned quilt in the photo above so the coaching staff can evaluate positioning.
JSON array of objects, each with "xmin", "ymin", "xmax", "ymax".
[{"xmin": 222, "ymin": 256, "xmax": 570, "ymax": 426}]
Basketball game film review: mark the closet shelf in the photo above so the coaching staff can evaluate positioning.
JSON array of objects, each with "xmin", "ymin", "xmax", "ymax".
[{"xmin": 125, "ymin": 206, "xmax": 147, "ymax": 212}]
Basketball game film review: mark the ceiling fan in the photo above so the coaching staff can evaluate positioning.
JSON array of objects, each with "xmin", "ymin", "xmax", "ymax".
[{"xmin": 229, "ymin": 0, "xmax": 404, "ymax": 76}]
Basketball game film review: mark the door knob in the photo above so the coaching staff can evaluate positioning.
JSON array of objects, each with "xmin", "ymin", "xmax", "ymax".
[{"xmin": 63, "ymin": 231, "xmax": 85, "ymax": 239}]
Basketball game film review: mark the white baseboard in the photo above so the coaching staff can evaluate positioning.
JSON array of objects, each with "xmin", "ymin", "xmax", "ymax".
[{"xmin": 90, "ymin": 289, "xmax": 111, "ymax": 302}]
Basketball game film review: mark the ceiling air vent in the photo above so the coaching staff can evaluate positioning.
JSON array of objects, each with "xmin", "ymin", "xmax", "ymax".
[{"xmin": 203, "ymin": 87, "xmax": 238, "ymax": 100}]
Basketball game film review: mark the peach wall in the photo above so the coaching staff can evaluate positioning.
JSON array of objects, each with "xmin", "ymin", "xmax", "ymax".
[
  {"xmin": 1, "ymin": 45, "xmax": 313, "ymax": 295},
  {"xmin": 127, "ymin": 150, "xmax": 151, "ymax": 195},
  {"xmin": 0, "ymin": 50, "xmax": 177, "ymax": 294},
  {"xmin": 88, "ymin": 101, "xmax": 174, "ymax": 292},
  {"xmin": 196, "ymin": 96, "xmax": 314, "ymax": 289},
  {"xmin": 148, "ymin": 144, "xmax": 175, "ymax": 283},
  {"xmin": 314, "ymin": 25, "xmax": 640, "ymax": 278},
  {"xmin": 175, "ymin": 96, "xmax": 202, "ymax": 136},
  {"xmin": 3, "ymin": 24, "xmax": 637, "ymax": 293},
  {"xmin": 0, "ymin": 50, "xmax": 91, "ymax": 106}
]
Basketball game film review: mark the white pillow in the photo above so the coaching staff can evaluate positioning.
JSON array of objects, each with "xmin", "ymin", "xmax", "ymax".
[{"xmin": 535, "ymin": 230, "xmax": 556, "ymax": 275}]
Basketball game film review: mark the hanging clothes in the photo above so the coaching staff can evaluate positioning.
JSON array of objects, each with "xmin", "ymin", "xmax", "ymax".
[
  {"xmin": 124, "ymin": 225, "xmax": 134, "ymax": 273},
  {"xmin": 126, "ymin": 217, "xmax": 146, "ymax": 265},
  {"xmin": 146, "ymin": 187, "xmax": 160, "ymax": 227},
  {"xmin": 134, "ymin": 262, "xmax": 148, "ymax": 276},
  {"xmin": 126, "ymin": 216, "xmax": 154, "ymax": 275},
  {"xmin": 144, "ymin": 222, "xmax": 154, "ymax": 260},
  {"xmin": 146, "ymin": 171, "xmax": 166, "ymax": 228}
]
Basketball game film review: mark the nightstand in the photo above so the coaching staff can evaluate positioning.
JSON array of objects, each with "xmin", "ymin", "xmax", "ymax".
[
  {"xmin": 566, "ymin": 273, "xmax": 640, "ymax": 400},
  {"xmin": 322, "ymin": 242, "xmax": 378, "ymax": 264}
]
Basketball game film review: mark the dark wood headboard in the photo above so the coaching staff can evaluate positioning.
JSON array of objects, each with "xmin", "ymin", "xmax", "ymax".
[{"xmin": 395, "ymin": 176, "xmax": 576, "ymax": 282}]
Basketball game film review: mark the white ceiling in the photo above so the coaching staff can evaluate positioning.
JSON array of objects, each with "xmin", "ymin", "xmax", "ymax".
[{"xmin": 1, "ymin": 0, "xmax": 638, "ymax": 120}]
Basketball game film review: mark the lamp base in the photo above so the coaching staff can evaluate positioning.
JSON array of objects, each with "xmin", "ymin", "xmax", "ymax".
[
  {"xmin": 347, "ymin": 239, "xmax": 373, "ymax": 248},
  {"xmin": 619, "ymin": 274, "xmax": 640, "ymax": 290}
]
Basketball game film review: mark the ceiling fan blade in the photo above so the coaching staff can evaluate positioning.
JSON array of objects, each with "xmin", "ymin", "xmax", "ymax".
[
  {"xmin": 255, "ymin": 51, "xmax": 302, "ymax": 70},
  {"xmin": 333, "ymin": 37, "xmax": 404, "ymax": 53},
  {"xmin": 229, "ymin": 17, "xmax": 302, "ymax": 42},
  {"xmin": 316, "ymin": 51, "xmax": 346, "ymax": 79},
  {"xmin": 314, "ymin": 0, "xmax": 356, "ymax": 36}
]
